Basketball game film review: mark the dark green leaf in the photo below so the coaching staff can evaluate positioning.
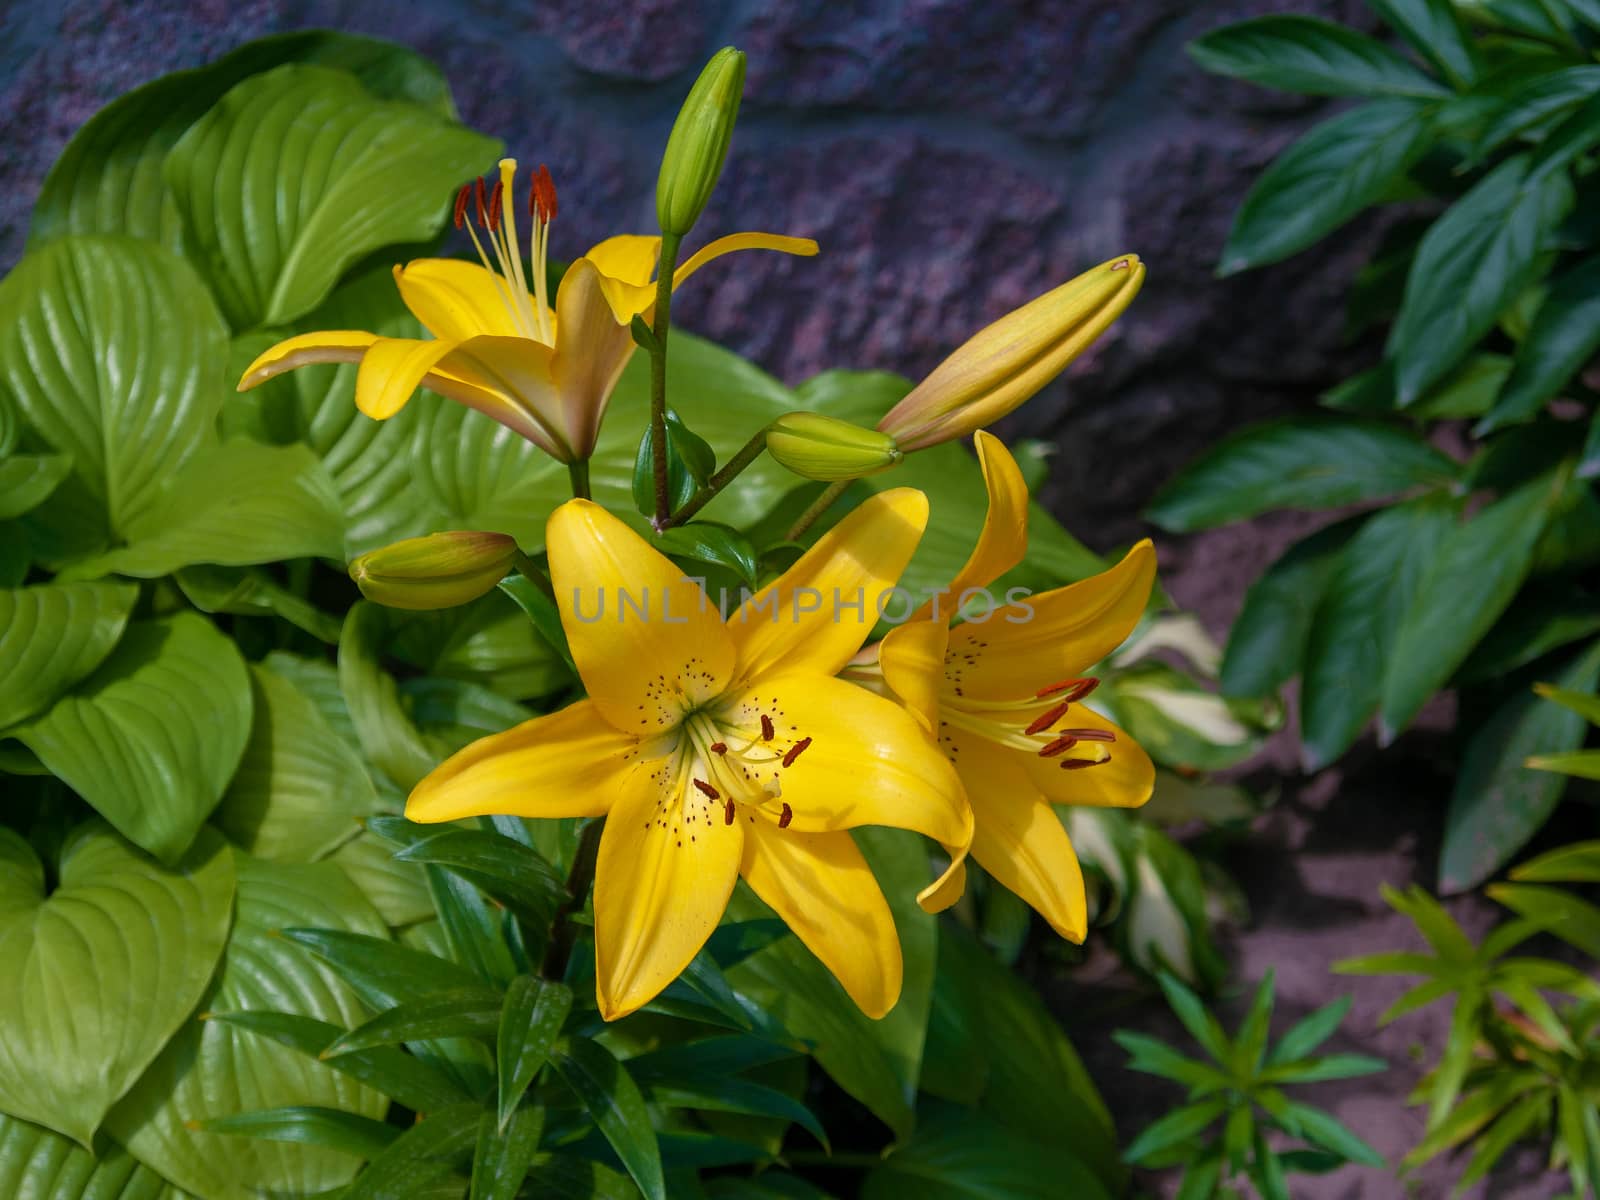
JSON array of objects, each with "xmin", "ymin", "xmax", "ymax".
[
  {"xmin": 426, "ymin": 863, "xmax": 518, "ymax": 986},
  {"xmin": 498, "ymin": 574, "xmax": 578, "ymax": 676},
  {"xmin": 1527, "ymin": 89, "xmax": 1600, "ymax": 180},
  {"xmin": 656, "ymin": 523, "xmax": 761, "ymax": 591},
  {"xmin": 1367, "ymin": 0, "xmax": 1480, "ymax": 88},
  {"xmin": 342, "ymin": 1102, "xmax": 480, "ymax": 1200},
  {"xmin": 1251, "ymin": 1127, "xmax": 1291, "ymax": 1200},
  {"xmin": 633, "ymin": 410, "xmax": 714, "ymax": 517},
  {"xmin": 387, "ymin": 824, "xmax": 566, "ymax": 930},
  {"xmin": 1455, "ymin": 584, "xmax": 1600, "ymax": 683},
  {"xmin": 643, "ymin": 1076, "xmax": 828, "ymax": 1149},
  {"xmin": 194, "ymin": 1105, "xmax": 400, "ymax": 1159},
  {"xmin": 472, "ymin": 1104, "xmax": 544, "ymax": 1200},
  {"xmin": 549, "ymin": 1037, "xmax": 665, "ymax": 1200},
  {"xmin": 323, "ymin": 988, "xmax": 504, "ymax": 1056},
  {"xmin": 497, "ymin": 976, "xmax": 573, "ymax": 1130},
  {"xmin": 278, "ymin": 927, "xmax": 484, "ymax": 1007},
  {"xmin": 1279, "ymin": 1102, "xmax": 1384, "ymax": 1166},
  {"xmin": 1156, "ymin": 972, "xmax": 1232, "ymax": 1065},
  {"xmin": 1267, "ymin": 995, "xmax": 1353, "ymax": 1064},
  {"xmin": 1124, "ymin": 1098, "xmax": 1230, "ymax": 1165},
  {"xmin": 1262, "ymin": 1054, "xmax": 1388, "ymax": 1083},
  {"xmin": 1187, "ymin": 17, "xmax": 1447, "ymax": 98},
  {"xmin": 1175, "ymin": 1148, "xmax": 1223, "ymax": 1200},
  {"xmin": 1233, "ymin": 970, "xmax": 1276, "ymax": 1074},
  {"xmin": 1480, "ymin": 254, "xmax": 1600, "ymax": 430},
  {"xmin": 1112, "ymin": 1031, "xmax": 1230, "ymax": 1090},
  {"xmin": 175, "ymin": 564, "xmax": 343, "ymax": 644}
]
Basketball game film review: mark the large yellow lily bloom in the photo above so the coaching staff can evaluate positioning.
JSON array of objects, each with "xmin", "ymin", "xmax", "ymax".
[
  {"xmin": 855, "ymin": 431, "xmax": 1156, "ymax": 941},
  {"xmin": 406, "ymin": 492, "xmax": 971, "ymax": 1020},
  {"xmin": 238, "ymin": 158, "xmax": 816, "ymax": 463}
]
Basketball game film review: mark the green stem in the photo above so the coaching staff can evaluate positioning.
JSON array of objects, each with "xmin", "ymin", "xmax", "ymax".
[
  {"xmin": 649, "ymin": 231, "xmax": 684, "ymax": 529},
  {"xmin": 785, "ymin": 479, "xmax": 849, "ymax": 542},
  {"xmin": 567, "ymin": 457, "xmax": 592, "ymax": 501},
  {"xmin": 543, "ymin": 816, "xmax": 604, "ymax": 980},
  {"xmin": 662, "ymin": 425, "xmax": 771, "ymax": 529},
  {"xmin": 511, "ymin": 550, "xmax": 555, "ymax": 601}
]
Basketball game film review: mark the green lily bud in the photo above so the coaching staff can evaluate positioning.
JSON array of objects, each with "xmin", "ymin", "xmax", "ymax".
[
  {"xmin": 766, "ymin": 413, "xmax": 904, "ymax": 481},
  {"xmin": 656, "ymin": 47, "xmax": 746, "ymax": 237},
  {"xmin": 349, "ymin": 531, "xmax": 517, "ymax": 611}
]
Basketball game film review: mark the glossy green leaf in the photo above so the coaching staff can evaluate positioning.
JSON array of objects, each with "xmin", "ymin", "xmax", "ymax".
[
  {"xmin": 472, "ymin": 1104, "xmax": 544, "ymax": 1200},
  {"xmin": 1440, "ymin": 641, "xmax": 1600, "ymax": 893},
  {"xmin": 0, "ymin": 823, "xmax": 234, "ymax": 1148},
  {"xmin": 1187, "ymin": 16, "xmax": 1447, "ymax": 98},
  {"xmin": 0, "ymin": 1111, "xmax": 190, "ymax": 1200},
  {"xmin": 1301, "ymin": 496, "xmax": 1458, "ymax": 768},
  {"xmin": 175, "ymin": 564, "xmax": 344, "ymax": 644},
  {"xmin": 193, "ymin": 1105, "xmax": 399, "ymax": 1160},
  {"xmin": 341, "ymin": 1103, "xmax": 480, "ymax": 1200},
  {"xmin": 633, "ymin": 410, "xmax": 715, "ymax": 517},
  {"xmin": 323, "ymin": 988, "xmax": 503, "ymax": 1056},
  {"xmin": 0, "ymin": 453, "xmax": 72, "ymax": 520},
  {"xmin": 165, "ymin": 64, "xmax": 497, "ymax": 328},
  {"xmin": 497, "ymin": 976, "xmax": 573, "ymax": 1130},
  {"xmin": 0, "ymin": 236, "xmax": 228, "ymax": 553},
  {"xmin": 69, "ymin": 441, "xmax": 343, "ymax": 579},
  {"xmin": 1219, "ymin": 99, "xmax": 1437, "ymax": 274},
  {"xmin": 1455, "ymin": 585, "xmax": 1600, "ymax": 683},
  {"xmin": 106, "ymin": 857, "xmax": 390, "ymax": 1200},
  {"xmin": 1380, "ymin": 469, "xmax": 1566, "ymax": 737},
  {"xmin": 657, "ymin": 523, "xmax": 761, "ymax": 591},
  {"xmin": 1388, "ymin": 154, "xmax": 1573, "ymax": 404},
  {"xmin": 12, "ymin": 613, "xmax": 251, "ymax": 862},
  {"xmin": 389, "ymin": 590, "xmax": 569, "ymax": 701},
  {"xmin": 497, "ymin": 574, "xmax": 577, "ymax": 676},
  {"xmin": 0, "ymin": 580, "xmax": 136, "ymax": 730},
  {"xmin": 330, "ymin": 832, "xmax": 436, "ymax": 929},
  {"xmin": 383, "ymin": 823, "xmax": 567, "ymax": 929},
  {"xmin": 1480, "ymin": 254, "xmax": 1600, "ymax": 431},
  {"xmin": 1146, "ymin": 419, "xmax": 1456, "ymax": 532},
  {"xmin": 1368, "ymin": 0, "xmax": 1480, "ymax": 88},
  {"xmin": 549, "ymin": 1037, "xmax": 665, "ymax": 1200},
  {"xmin": 339, "ymin": 602, "xmax": 440, "ymax": 790},
  {"xmin": 1470, "ymin": 65, "xmax": 1600, "ymax": 162},
  {"xmin": 277, "ymin": 927, "xmax": 483, "ymax": 1008},
  {"xmin": 426, "ymin": 862, "xmax": 518, "ymax": 985},
  {"xmin": 214, "ymin": 662, "xmax": 381, "ymax": 862}
]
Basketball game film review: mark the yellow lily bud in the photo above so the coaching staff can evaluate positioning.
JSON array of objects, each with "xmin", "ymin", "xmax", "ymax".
[
  {"xmin": 657, "ymin": 47, "xmax": 746, "ymax": 237},
  {"xmin": 878, "ymin": 255, "xmax": 1145, "ymax": 451},
  {"xmin": 349, "ymin": 531, "xmax": 517, "ymax": 611},
  {"xmin": 766, "ymin": 412, "xmax": 904, "ymax": 481}
]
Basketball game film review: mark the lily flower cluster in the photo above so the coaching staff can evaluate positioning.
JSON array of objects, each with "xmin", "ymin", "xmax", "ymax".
[{"xmin": 238, "ymin": 47, "xmax": 1155, "ymax": 1021}]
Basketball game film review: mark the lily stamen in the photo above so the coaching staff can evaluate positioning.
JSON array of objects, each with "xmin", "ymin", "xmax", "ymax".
[
  {"xmin": 782, "ymin": 737, "xmax": 813, "ymax": 767},
  {"xmin": 692, "ymin": 779, "xmax": 720, "ymax": 800},
  {"xmin": 760, "ymin": 714, "xmax": 775, "ymax": 741},
  {"xmin": 1036, "ymin": 677, "xmax": 1099, "ymax": 702},
  {"xmin": 1024, "ymin": 702, "xmax": 1072, "ymax": 736}
]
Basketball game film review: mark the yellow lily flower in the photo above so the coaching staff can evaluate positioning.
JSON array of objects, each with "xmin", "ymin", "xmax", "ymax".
[
  {"xmin": 237, "ymin": 157, "xmax": 817, "ymax": 463},
  {"xmin": 852, "ymin": 431, "xmax": 1157, "ymax": 941},
  {"xmin": 406, "ymin": 492, "xmax": 971, "ymax": 1020}
]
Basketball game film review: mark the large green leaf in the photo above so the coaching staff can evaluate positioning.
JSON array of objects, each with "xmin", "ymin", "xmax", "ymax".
[
  {"xmin": 0, "ymin": 236, "xmax": 228, "ymax": 553},
  {"xmin": 1301, "ymin": 496, "xmax": 1458, "ymax": 768},
  {"xmin": 0, "ymin": 580, "xmax": 136, "ymax": 729},
  {"xmin": 107, "ymin": 856, "xmax": 390, "ymax": 1200},
  {"xmin": 1367, "ymin": 0, "xmax": 1481, "ymax": 89},
  {"xmin": 164, "ymin": 64, "xmax": 498, "ymax": 329},
  {"xmin": 11, "ymin": 613, "xmax": 252, "ymax": 863},
  {"xmin": 29, "ymin": 30, "xmax": 457, "ymax": 253},
  {"xmin": 0, "ymin": 1112, "xmax": 190, "ymax": 1200},
  {"xmin": 339, "ymin": 602, "xmax": 441, "ymax": 790},
  {"xmin": 1187, "ymin": 16, "xmax": 1448, "ymax": 99},
  {"xmin": 0, "ymin": 452, "xmax": 73, "ymax": 520},
  {"xmin": 1145, "ymin": 419, "xmax": 1457, "ymax": 532},
  {"xmin": 66, "ymin": 440, "xmax": 344, "ymax": 579},
  {"xmin": 1479, "ymin": 253, "xmax": 1600, "ymax": 431},
  {"xmin": 389, "ymin": 591, "xmax": 570, "ymax": 701},
  {"xmin": 1470, "ymin": 65, "xmax": 1600, "ymax": 163},
  {"xmin": 330, "ymin": 832, "xmax": 435, "ymax": 929},
  {"xmin": 214, "ymin": 661, "xmax": 382, "ymax": 862},
  {"xmin": 1380, "ymin": 469, "xmax": 1565, "ymax": 737},
  {"xmin": 1440, "ymin": 641, "xmax": 1600, "ymax": 893},
  {"xmin": 1388, "ymin": 154, "xmax": 1574, "ymax": 404},
  {"xmin": 0, "ymin": 823, "xmax": 235, "ymax": 1148}
]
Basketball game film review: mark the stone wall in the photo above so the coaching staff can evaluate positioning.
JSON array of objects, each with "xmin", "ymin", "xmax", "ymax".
[{"xmin": 1, "ymin": 0, "xmax": 1384, "ymax": 595}]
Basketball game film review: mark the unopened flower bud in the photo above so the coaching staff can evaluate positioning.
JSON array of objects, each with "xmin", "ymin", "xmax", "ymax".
[
  {"xmin": 349, "ymin": 531, "xmax": 517, "ymax": 611},
  {"xmin": 766, "ymin": 412, "xmax": 904, "ymax": 481},
  {"xmin": 656, "ymin": 47, "xmax": 746, "ymax": 237},
  {"xmin": 878, "ymin": 255, "xmax": 1145, "ymax": 452}
]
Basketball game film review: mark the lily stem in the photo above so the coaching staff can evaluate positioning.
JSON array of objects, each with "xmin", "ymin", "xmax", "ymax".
[
  {"xmin": 785, "ymin": 479, "xmax": 850, "ymax": 542},
  {"xmin": 510, "ymin": 550, "xmax": 555, "ymax": 601},
  {"xmin": 649, "ymin": 231, "xmax": 684, "ymax": 529},
  {"xmin": 543, "ymin": 816, "xmax": 605, "ymax": 980},
  {"xmin": 661, "ymin": 425, "xmax": 771, "ymax": 529},
  {"xmin": 567, "ymin": 457, "xmax": 591, "ymax": 501}
]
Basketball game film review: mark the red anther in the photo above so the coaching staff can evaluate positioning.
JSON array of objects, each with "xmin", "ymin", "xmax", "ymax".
[
  {"xmin": 782, "ymin": 736, "xmax": 812, "ymax": 768},
  {"xmin": 1038, "ymin": 736, "xmax": 1080, "ymax": 758},
  {"xmin": 1037, "ymin": 677, "xmax": 1098, "ymax": 701},
  {"xmin": 1024, "ymin": 702, "xmax": 1071, "ymax": 736},
  {"xmin": 1060, "ymin": 728, "xmax": 1115, "ymax": 743},
  {"xmin": 693, "ymin": 778, "xmax": 720, "ymax": 800},
  {"xmin": 1060, "ymin": 758, "xmax": 1108, "ymax": 770},
  {"xmin": 541, "ymin": 164, "xmax": 558, "ymax": 220},
  {"xmin": 709, "ymin": 742, "xmax": 727, "ymax": 755},
  {"xmin": 453, "ymin": 185, "xmax": 471, "ymax": 229},
  {"xmin": 724, "ymin": 798, "xmax": 736, "ymax": 825},
  {"xmin": 487, "ymin": 179, "xmax": 504, "ymax": 232},
  {"xmin": 474, "ymin": 178, "xmax": 489, "ymax": 226},
  {"xmin": 760, "ymin": 714, "xmax": 775, "ymax": 741},
  {"xmin": 778, "ymin": 803, "xmax": 793, "ymax": 829}
]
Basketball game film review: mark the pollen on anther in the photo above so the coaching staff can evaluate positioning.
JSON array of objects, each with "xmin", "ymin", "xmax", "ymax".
[
  {"xmin": 1038, "ymin": 735, "xmax": 1079, "ymax": 758},
  {"xmin": 782, "ymin": 737, "xmax": 812, "ymax": 768},
  {"xmin": 693, "ymin": 779, "xmax": 720, "ymax": 800},
  {"xmin": 1025, "ymin": 702, "xmax": 1071, "ymax": 736},
  {"xmin": 710, "ymin": 742, "xmax": 727, "ymax": 755},
  {"xmin": 487, "ymin": 179, "xmax": 504, "ymax": 232},
  {"xmin": 723, "ymin": 799, "xmax": 736, "ymax": 825},
  {"xmin": 779, "ymin": 803, "xmax": 793, "ymax": 829},
  {"xmin": 760, "ymin": 714, "xmax": 775, "ymax": 741},
  {"xmin": 453, "ymin": 185, "xmax": 471, "ymax": 229}
]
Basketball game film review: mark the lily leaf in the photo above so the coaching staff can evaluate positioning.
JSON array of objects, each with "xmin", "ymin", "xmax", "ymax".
[
  {"xmin": 549, "ymin": 1037, "xmax": 665, "ymax": 1200},
  {"xmin": 1187, "ymin": 16, "xmax": 1448, "ymax": 99}
]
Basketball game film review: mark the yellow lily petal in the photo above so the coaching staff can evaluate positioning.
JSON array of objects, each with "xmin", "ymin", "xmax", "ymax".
[
  {"xmin": 547, "ymin": 499, "xmax": 735, "ymax": 732},
  {"xmin": 913, "ymin": 430, "xmax": 1029, "ymax": 620},
  {"xmin": 551, "ymin": 258, "xmax": 639, "ymax": 460},
  {"xmin": 236, "ymin": 330, "xmax": 378, "ymax": 391},
  {"xmin": 877, "ymin": 620, "xmax": 949, "ymax": 735},
  {"xmin": 1020, "ymin": 705, "xmax": 1154, "ymax": 810},
  {"xmin": 406, "ymin": 699, "xmax": 627, "ymax": 824},
  {"xmin": 918, "ymin": 855, "xmax": 967, "ymax": 914},
  {"xmin": 594, "ymin": 764, "xmax": 744, "ymax": 1020},
  {"xmin": 740, "ymin": 824, "xmax": 902, "ymax": 1018},
  {"xmin": 354, "ymin": 336, "xmax": 459, "ymax": 419},
  {"xmin": 729, "ymin": 489, "xmax": 929, "ymax": 681},
  {"xmin": 672, "ymin": 232, "xmax": 820, "ymax": 290},
  {"xmin": 719, "ymin": 674, "xmax": 970, "ymax": 848},
  {"xmin": 393, "ymin": 259, "xmax": 528, "ymax": 342},
  {"xmin": 584, "ymin": 234, "xmax": 663, "ymax": 322},
  {"xmin": 948, "ymin": 539, "xmax": 1156, "ymax": 702},
  {"xmin": 952, "ymin": 730, "xmax": 1087, "ymax": 942},
  {"xmin": 440, "ymin": 333, "xmax": 570, "ymax": 458}
]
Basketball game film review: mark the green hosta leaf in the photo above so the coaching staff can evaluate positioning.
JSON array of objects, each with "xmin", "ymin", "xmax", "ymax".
[
  {"xmin": 1223, "ymin": 99, "xmax": 1437, "ymax": 274},
  {"xmin": 340, "ymin": 602, "xmax": 440, "ymax": 790},
  {"xmin": 1439, "ymin": 641, "xmax": 1600, "ymax": 893},
  {"xmin": 1368, "ymin": 0, "xmax": 1480, "ymax": 88},
  {"xmin": 1479, "ymin": 254, "xmax": 1600, "ymax": 432},
  {"xmin": 497, "ymin": 976, "xmax": 574, "ymax": 1130},
  {"xmin": 1146, "ymin": 419, "xmax": 1457, "ymax": 532},
  {"xmin": 68, "ymin": 441, "xmax": 343, "ymax": 579},
  {"xmin": 330, "ymin": 832, "xmax": 435, "ymax": 928},
  {"xmin": 174, "ymin": 564, "xmax": 344, "ymax": 644},
  {"xmin": 29, "ymin": 30, "xmax": 457, "ymax": 252},
  {"xmin": 389, "ymin": 591, "xmax": 569, "ymax": 701},
  {"xmin": 0, "ymin": 580, "xmax": 136, "ymax": 729},
  {"xmin": 194, "ymin": 1105, "xmax": 399, "ymax": 1160},
  {"xmin": 1380, "ymin": 469, "xmax": 1566, "ymax": 737},
  {"xmin": 0, "ymin": 236, "xmax": 228, "ymax": 553},
  {"xmin": 11, "ymin": 613, "xmax": 251, "ymax": 862},
  {"xmin": 406, "ymin": 399, "xmax": 564, "ymax": 547},
  {"xmin": 0, "ymin": 1111, "xmax": 190, "ymax": 1200},
  {"xmin": 1187, "ymin": 16, "xmax": 1447, "ymax": 99},
  {"xmin": 165, "ymin": 64, "xmax": 497, "ymax": 328},
  {"xmin": 0, "ymin": 823, "xmax": 235, "ymax": 1148},
  {"xmin": 214, "ymin": 661, "xmax": 382, "ymax": 862},
  {"xmin": 1388, "ymin": 154, "xmax": 1574, "ymax": 404},
  {"xmin": 549, "ymin": 1037, "xmax": 665, "ymax": 1200},
  {"xmin": 106, "ymin": 857, "xmax": 390, "ymax": 1200},
  {"xmin": 1301, "ymin": 496, "xmax": 1458, "ymax": 769},
  {"xmin": 0, "ymin": 452, "xmax": 72, "ymax": 520}
]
